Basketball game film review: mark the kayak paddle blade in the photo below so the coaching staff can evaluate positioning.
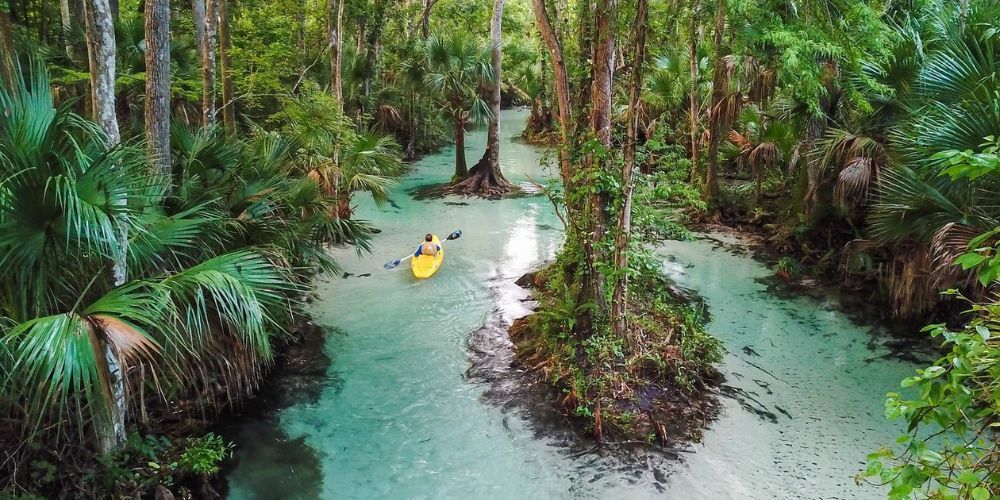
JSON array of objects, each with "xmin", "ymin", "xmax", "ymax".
[
  {"xmin": 447, "ymin": 230, "xmax": 462, "ymax": 240},
  {"xmin": 384, "ymin": 259, "xmax": 401, "ymax": 269}
]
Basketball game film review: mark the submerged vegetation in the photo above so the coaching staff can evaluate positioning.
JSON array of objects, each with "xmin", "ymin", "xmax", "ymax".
[{"xmin": 1, "ymin": 0, "xmax": 999, "ymax": 496}]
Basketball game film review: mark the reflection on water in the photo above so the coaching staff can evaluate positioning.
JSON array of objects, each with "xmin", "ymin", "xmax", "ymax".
[{"xmin": 224, "ymin": 110, "xmax": 916, "ymax": 499}]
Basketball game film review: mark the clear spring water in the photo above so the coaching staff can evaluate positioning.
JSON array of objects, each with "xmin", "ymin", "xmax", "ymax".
[{"xmin": 223, "ymin": 110, "xmax": 919, "ymax": 499}]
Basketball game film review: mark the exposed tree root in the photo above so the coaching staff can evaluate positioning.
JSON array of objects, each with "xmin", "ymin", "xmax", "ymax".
[{"xmin": 448, "ymin": 153, "xmax": 514, "ymax": 197}]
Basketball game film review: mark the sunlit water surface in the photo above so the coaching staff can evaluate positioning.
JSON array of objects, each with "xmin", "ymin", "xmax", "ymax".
[{"xmin": 223, "ymin": 110, "xmax": 917, "ymax": 499}]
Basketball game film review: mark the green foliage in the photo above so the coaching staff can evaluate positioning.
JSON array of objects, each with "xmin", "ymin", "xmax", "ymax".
[
  {"xmin": 864, "ymin": 294, "xmax": 1000, "ymax": 499},
  {"xmin": 0, "ymin": 64, "xmax": 366, "ymax": 466},
  {"xmin": 177, "ymin": 433, "xmax": 233, "ymax": 476},
  {"xmin": 773, "ymin": 256, "xmax": 802, "ymax": 280},
  {"xmin": 634, "ymin": 142, "xmax": 705, "ymax": 241}
]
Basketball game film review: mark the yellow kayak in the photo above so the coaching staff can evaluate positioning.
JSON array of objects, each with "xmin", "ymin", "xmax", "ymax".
[{"xmin": 411, "ymin": 234, "xmax": 444, "ymax": 279}]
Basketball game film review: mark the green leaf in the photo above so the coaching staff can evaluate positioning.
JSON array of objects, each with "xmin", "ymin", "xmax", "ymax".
[
  {"xmin": 954, "ymin": 253, "xmax": 987, "ymax": 270},
  {"xmin": 975, "ymin": 325, "xmax": 991, "ymax": 340},
  {"xmin": 971, "ymin": 487, "xmax": 989, "ymax": 500},
  {"xmin": 956, "ymin": 470, "xmax": 981, "ymax": 485}
]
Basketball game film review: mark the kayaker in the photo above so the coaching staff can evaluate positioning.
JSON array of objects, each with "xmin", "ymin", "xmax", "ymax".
[{"xmin": 414, "ymin": 234, "xmax": 440, "ymax": 257}]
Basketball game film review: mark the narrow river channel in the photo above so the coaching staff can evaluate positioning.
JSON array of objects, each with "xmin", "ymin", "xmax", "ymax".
[{"xmin": 222, "ymin": 110, "xmax": 919, "ymax": 499}]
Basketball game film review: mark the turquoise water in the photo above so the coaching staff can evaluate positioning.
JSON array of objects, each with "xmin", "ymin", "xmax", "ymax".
[{"xmin": 224, "ymin": 110, "xmax": 919, "ymax": 499}]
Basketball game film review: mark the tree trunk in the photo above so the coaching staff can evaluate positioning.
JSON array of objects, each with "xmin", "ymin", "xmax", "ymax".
[
  {"xmin": 704, "ymin": 0, "xmax": 725, "ymax": 204},
  {"xmin": 58, "ymin": 0, "xmax": 76, "ymax": 59},
  {"xmin": 959, "ymin": 0, "xmax": 970, "ymax": 30},
  {"xmin": 361, "ymin": 0, "xmax": 387, "ymax": 100},
  {"xmin": 327, "ymin": 0, "xmax": 344, "ymax": 103},
  {"xmin": 192, "ymin": 0, "xmax": 206, "ymax": 60},
  {"xmin": 688, "ymin": 0, "xmax": 701, "ymax": 183},
  {"xmin": 455, "ymin": 0, "xmax": 512, "ymax": 196},
  {"xmin": 84, "ymin": 0, "xmax": 126, "ymax": 452},
  {"xmin": 405, "ymin": 92, "xmax": 417, "ymax": 159},
  {"xmin": 611, "ymin": 0, "xmax": 647, "ymax": 339},
  {"xmin": 420, "ymin": 0, "xmax": 437, "ymax": 39},
  {"xmin": 145, "ymin": 0, "xmax": 171, "ymax": 179},
  {"xmin": 0, "ymin": 9, "xmax": 13, "ymax": 86},
  {"xmin": 40, "ymin": 2, "xmax": 51, "ymax": 46},
  {"xmin": 578, "ymin": 0, "xmax": 616, "ymax": 331},
  {"xmin": 201, "ymin": 0, "xmax": 218, "ymax": 127},
  {"xmin": 84, "ymin": 0, "xmax": 120, "ymax": 146},
  {"xmin": 218, "ymin": 0, "xmax": 235, "ymax": 132},
  {"xmin": 453, "ymin": 114, "xmax": 468, "ymax": 178},
  {"xmin": 530, "ymin": 0, "xmax": 573, "ymax": 194}
]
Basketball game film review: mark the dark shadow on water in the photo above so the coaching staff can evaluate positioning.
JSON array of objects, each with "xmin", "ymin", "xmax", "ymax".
[
  {"xmin": 407, "ymin": 182, "xmax": 536, "ymax": 201},
  {"xmin": 214, "ymin": 324, "xmax": 345, "ymax": 498}
]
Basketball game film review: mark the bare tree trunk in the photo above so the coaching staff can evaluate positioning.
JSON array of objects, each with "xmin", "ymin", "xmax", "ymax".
[
  {"xmin": 704, "ymin": 0, "xmax": 725, "ymax": 204},
  {"xmin": 84, "ymin": 0, "xmax": 126, "ymax": 453},
  {"xmin": 420, "ymin": 0, "xmax": 437, "ymax": 39},
  {"xmin": 192, "ymin": 0, "xmax": 206, "ymax": 59},
  {"xmin": 201, "ymin": 0, "xmax": 218, "ymax": 127},
  {"xmin": 0, "ymin": 9, "xmax": 13, "ymax": 86},
  {"xmin": 453, "ymin": 113, "xmax": 468, "ymax": 178},
  {"xmin": 959, "ymin": 0, "xmax": 970, "ymax": 30},
  {"xmin": 327, "ymin": 0, "xmax": 344, "ymax": 103},
  {"xmin": 361, "ymin": 0, "xmax": 387, "ymax": 100},
  {"xmin": 145, "ymin": 0, "xmax": 171, "ymax": 179},
  {"xmin": 530, "ymin": 0, "xmax": 573, "ymax": 193},
  {"xmin": 84, "ymin": 0, "xmax": 120, "ymax": 146},
  {"xmin": 611, "ymin": 0, "xmax": 647, "ymax": 339},
  {"xmin": 219, "ymin": 0, "xmax": 235, "ymax": 132},
  {"xmin": 456, "ymin": 0, "xmax": 512, "ymax": 195},
  {"xmin": 688, "ymin": 0, "xmax": 701, "ymax": 183},
  {"xmin": 40, "ymin": 2, "xmax": 51, "ymax": 45},
  {"xmin": 481, "ymin": 0, "xmax": 506, "ymax": 171}
]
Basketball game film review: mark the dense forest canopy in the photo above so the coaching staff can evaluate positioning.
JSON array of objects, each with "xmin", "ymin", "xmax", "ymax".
[{"xmin": 1, "ymin": 0, "xmax": 998, "ymax": 497}]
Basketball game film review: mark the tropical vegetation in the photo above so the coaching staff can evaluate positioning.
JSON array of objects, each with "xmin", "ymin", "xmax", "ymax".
[{"xmin": 1, "ymin": 0, "xmax": 999, "ymax": 496}]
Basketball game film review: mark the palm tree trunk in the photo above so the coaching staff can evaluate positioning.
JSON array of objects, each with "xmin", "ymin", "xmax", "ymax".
[
  {"xmin": 84, "ymin": 0, "xmax": 126, "ymax": 452},
  {"xmin": 611, "ymin": 0, "xmax": 647, "ymax": 339},
  {"xmin": 704, "ymin": 0, "xmax": 725, "ymax": 204},
  {"xmin": 219, "ymin": 0, "xmax": 235, "ymax": 132},
  {"xmin": 327, "ymin": 0, "xmax": 344, "ymax": 103},
  {"xmin": 201, "ymin": 0, "xmax": 218, "ymax": 127},
  {"xmin": 688, "ymin": 0, "xmax": 701, "ymax": 183},
  {"xmin": 454, "ymin": 114, "xmax": 468, "ymax": 178},
  {"xmin": 458, "ymin": 0, "xmax": 512, "ymax": 195},
  {"xmin": 480, "ymin": 0, "xmax": 505, "ymax": 173},
  {"xmin": 145, "ymin": 0, "xmax": 171, "ymax": 179},
  {"xmin": 84, "ymin": 0, "xmax": 120, "ymax": 146}
]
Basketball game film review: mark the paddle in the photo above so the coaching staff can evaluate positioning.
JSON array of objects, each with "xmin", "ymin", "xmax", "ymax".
[{"xmin": 383, "ymin": 230, "xmax": 462, "ymax": 269}]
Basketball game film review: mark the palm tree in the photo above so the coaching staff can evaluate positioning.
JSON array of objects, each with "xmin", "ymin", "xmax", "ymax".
[
  {"xmin": 1, "ymin": 65, "xmax": 374, "ymax": 459},
  {"xmin": 278, "ymin": 89, "xmax": 404, "ymax": 218},
  {"xmin": 424, "ymin": 33, "xmax": 494, "ymax": 179},
  {"xmin": 864, "ymin": 1, "xmax": 1000, "ymax": 317},
  {"xmin": 0, "ymin": 66, "xmax": 296, "ymax": 450}
]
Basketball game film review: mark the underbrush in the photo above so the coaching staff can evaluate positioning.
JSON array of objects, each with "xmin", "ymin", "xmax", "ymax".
[
  {"xmin": 510, "ymin": 261, "xmax": 722, "ymax": 444},
  {"xmin": 3, "ymin": 431, "xmax": 232, "ymax": 499}
]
